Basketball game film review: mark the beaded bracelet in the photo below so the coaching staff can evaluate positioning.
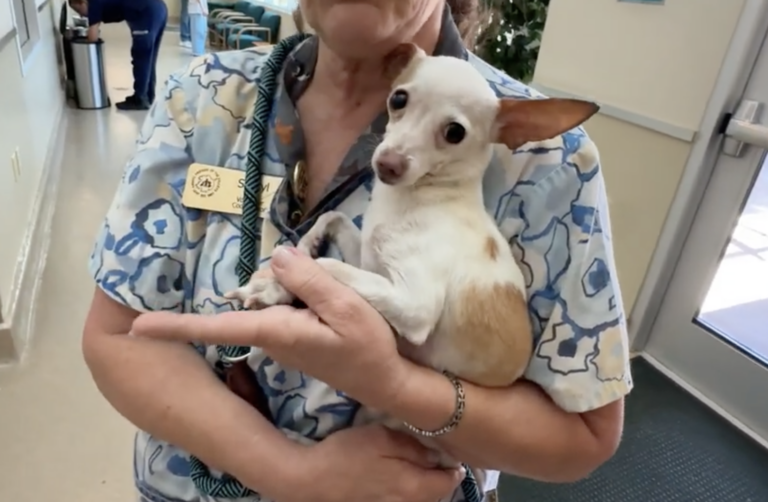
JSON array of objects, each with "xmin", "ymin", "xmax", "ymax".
[{"xmin": 403, "ymin": 371, "xmax": 465, "ymax": 437}]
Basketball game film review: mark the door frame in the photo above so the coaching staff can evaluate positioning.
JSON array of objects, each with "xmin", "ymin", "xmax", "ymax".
[{"xmin": 630, "ymin": 0, "xmax": 768, "ymax": 350}]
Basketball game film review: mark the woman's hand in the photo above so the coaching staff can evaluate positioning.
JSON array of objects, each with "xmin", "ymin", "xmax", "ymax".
[
  {"xmin": 282, "ymin": 425, "xmax": 464, "ymax": 502},
  {"xmin": 130, "ymin": 247, "xmax": 409, "ymax": 410}
]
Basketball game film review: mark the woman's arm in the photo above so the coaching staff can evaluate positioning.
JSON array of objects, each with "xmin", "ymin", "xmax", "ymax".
[
  {"xmin": 384, "ymin": 363, "xmax": 623, "ymax": 482},
  {"xmin": 82, "ymin": 289, "xmax": 307, "ymax": 500}
]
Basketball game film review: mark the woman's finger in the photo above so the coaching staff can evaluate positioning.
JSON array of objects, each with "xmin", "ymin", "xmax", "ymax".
[
  {"xmin": 130, "ymin": 306, "xmax": 310, "ymax": 347},
  {"xmin": 408, "ymin": 466, "xmax": 464, "ymax": 502},
  {"xmin": 374, "ymin": 427, "xmax": 442, "ymax": 468}
]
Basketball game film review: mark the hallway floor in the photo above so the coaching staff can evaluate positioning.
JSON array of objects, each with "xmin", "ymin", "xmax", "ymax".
[{"xmin": 0, "ymin": 24, "xmax": 193, "ymax": 502}]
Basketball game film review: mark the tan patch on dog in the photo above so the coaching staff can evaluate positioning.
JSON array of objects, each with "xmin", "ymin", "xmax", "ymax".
[
  {"xmin": 450, "ymin": 283, "xmax": 533, "ymax": 387},
  {"xmin": 484, "ymin": 237, "xmax": 499, "ymax": 261}
]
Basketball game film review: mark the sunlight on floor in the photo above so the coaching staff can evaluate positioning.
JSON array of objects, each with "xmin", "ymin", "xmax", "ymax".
[{"xmin": 699, "ymin": 157, "xmax": 768, "ymax": 360}]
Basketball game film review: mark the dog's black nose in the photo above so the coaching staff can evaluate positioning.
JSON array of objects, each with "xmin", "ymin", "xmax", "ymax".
[{"xmin": 375, "ymin": 150, "xmax": 408, "ymax": 184}]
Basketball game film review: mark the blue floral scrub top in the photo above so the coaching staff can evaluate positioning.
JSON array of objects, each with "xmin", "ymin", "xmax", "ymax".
[{"xmin": 88, "ymin": 10, "xmax": 633, "ymax": 502}]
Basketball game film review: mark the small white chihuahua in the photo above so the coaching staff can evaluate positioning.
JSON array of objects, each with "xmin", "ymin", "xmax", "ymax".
[{"xmin": 226, "ymin": 43, "xmax": 598, "ymax": 492}]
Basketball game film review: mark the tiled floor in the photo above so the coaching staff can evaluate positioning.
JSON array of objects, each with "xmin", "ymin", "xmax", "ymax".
[
  {"xmin": 700, "ymin": 157, "xmax": 768, "ymax": 362},
  {"xmin": 0, "ymin": 24, "xmax": 193, "ymax": 502}
]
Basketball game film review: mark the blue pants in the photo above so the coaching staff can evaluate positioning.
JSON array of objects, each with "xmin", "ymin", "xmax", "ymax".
[
  {"xmin": 179, "ymin": 0, "xmax": 191, "ymax": 42},
  {"xmin": 127, "ymin": 0, "xmax": 168, "ymax": 102},
  {"xmin": 189, "ymin": 13, "xmax": 207, "ymax": 56}
]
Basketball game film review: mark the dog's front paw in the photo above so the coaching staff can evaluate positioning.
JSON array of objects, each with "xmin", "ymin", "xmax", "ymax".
[
  {"xmin": 224, "ymin": 277, "xmax": 294, "ymax": 309},
  {"xmin": 296, "ymin": 211, "xmax": 348, "ymax": 258},
  {"xmin": 297, "ymin": 229, "xmax": 325, "ymax": 259}
]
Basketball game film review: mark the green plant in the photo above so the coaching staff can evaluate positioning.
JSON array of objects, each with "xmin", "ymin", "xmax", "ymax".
[{"xmin": 477, "ymin": 0, "xmax": 551, "ymax": 83}]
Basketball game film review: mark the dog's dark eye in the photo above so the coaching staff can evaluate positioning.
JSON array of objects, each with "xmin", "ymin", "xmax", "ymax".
[
  {"xmin": 444, "ymin": 122, "xmax": 466, "ymax": 144},
  {"xmin": 389, "ymin": 90, "xmax": 408, "ymax": 110}
]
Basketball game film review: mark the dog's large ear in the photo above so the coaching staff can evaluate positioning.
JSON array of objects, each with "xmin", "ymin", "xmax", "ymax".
[
  {"xmin": 494, "ymin": 98, "xmax": 599, "ymax": 150},
  {"xmin": 383, "ymin": 43, "xmax": 421, "ymax": 81}
]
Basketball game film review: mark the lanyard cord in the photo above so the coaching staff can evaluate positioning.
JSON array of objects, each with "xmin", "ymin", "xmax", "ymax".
[
  {"xmin": 188, "ymin": 32, "xmax": 310, "ymax": 500},
  {"xmin": 186, "ymin": 32, "xmax": 483, "ymax": 502}
]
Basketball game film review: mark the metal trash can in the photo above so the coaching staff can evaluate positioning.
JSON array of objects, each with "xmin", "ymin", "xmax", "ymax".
[{"xmin": 71, "ymin": 39, "xmax": 111, "ymax": 110}]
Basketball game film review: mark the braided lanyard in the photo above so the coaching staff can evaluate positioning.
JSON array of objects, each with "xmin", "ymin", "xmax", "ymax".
[
  {"xmin": 186, "ymin": 33, "xmax": 484, "ymax": 502},
  {"xmin": 188, "ymin": 32, "xmax": 310, "ymax": 500}
]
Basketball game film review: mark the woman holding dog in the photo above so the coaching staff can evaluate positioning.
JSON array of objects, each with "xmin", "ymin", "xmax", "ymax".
[{"xmin": 82, "ymin": 1, "xmax": 632, "ymax": 501}]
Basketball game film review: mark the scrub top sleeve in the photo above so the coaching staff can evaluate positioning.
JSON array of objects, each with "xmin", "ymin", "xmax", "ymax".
[
  {"xmin": 88, "ymin": 66, "xmax": 198, "ymax": 313},
  {"xmin": 512, "ymin": 134, "xmax": 633, "ymax": 413},
  {"xmin": 86, "ymin": 0, "xmax": 103, "ymax": 25}
]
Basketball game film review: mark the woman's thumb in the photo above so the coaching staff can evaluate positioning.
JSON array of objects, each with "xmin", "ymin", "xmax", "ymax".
[{"xmin": 269, "ymin": 247, "xmax": 349, "ymax": 314}]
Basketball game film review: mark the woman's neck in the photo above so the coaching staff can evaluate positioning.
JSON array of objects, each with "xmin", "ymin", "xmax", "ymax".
[{"xmin": 310, "ymin": 4, "xmax": 444, "ymax": 110}]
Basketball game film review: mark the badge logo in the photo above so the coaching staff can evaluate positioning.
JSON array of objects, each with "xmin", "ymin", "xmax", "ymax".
[{"xmin": 190, "ymin": 167, "xmax": 221, "ymax": 198}]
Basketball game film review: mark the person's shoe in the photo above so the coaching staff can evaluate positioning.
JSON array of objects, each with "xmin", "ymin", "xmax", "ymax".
[
  {"xmin": 116, "ymin": 97, "xmax": 150, "ymax": 111},
  {"xmin": 179, "ymin": 40, "xmax": 192, "ymax": 49}
]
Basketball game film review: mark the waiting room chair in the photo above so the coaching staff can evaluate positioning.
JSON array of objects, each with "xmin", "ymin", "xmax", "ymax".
[
  {"xmin": 227, "ymin": 11, "xmax": 281, "ymax": 49},
  {"xmin": 208, "ymin": 2, "xmax": 264, "ymax": 48}
]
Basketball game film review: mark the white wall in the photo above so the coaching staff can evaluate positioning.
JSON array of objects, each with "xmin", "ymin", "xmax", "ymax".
[
  {"xmin": 164, "ymin": 0, "xmax": 181, "ymax": 22},
  {"xmin": 536, "ymin": 0, "xmax": 744, "ymax": 131},
  {"xmin": 0, "ymin": 0, "xmax": 14, "ymax": 40},
  {"xmin": 533, "ymin": 0, "xmax": 746, "ymax": 313},
  {"xmin": 0, "ymin": 0, "xmax": 65, "ymax": 318}
]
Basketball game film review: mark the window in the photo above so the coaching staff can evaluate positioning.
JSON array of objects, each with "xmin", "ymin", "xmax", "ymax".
[
  {"xmin": 258, "ymin": 0, "xmax": 298, "ymax": 12},
  {"xmin": 10, "ymin": 0, "xmax": 41, "ymax": 59}
]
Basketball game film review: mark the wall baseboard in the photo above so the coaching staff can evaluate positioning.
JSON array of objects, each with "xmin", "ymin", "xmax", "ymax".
[{"xmin": 0, "ymin": 105, "xmax": 67, "ymax": 364}]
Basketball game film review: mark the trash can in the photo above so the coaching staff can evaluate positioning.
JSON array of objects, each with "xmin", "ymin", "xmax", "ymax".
[
  {"xmin": 71, "ymin": 39, "xmax": 111, "ymax": 110},
  {"xmin": 58, "ymin": 2, "xmax": 78, "ymax": 101}
]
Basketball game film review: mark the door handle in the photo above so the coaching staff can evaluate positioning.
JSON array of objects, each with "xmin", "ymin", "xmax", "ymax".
[{"xmin": 722, "ymin": 99, "xmax": 768, "ymax": 157}]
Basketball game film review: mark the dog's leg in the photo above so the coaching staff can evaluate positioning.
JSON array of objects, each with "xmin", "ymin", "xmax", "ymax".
[
  {"xmin": 224, "ymin": 211, "xmax": 362, "ymax": 309},
  {"xmin": 298, "ymin": 211, "xmax": 362, "ymax": 267},
  {"xmin": 313, "ymin": 257, "xmax": 438, "ymax": 345}
]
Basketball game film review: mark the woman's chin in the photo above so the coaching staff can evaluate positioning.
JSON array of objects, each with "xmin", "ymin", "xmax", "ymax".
[{"xmin": 315, "ymin": 4, "xmax": 398, "ymax": 57}]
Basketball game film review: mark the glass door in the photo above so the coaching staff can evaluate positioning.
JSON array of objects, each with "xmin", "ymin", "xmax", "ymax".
[{"xmin": 644, "ymin": 19, "xmax": 768, "ymax": 444}]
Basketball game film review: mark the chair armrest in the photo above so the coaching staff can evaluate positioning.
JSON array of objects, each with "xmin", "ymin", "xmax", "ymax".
[
  {"xmin": 215, "ymin": 12, "xmax": 252, "ymax": 22},
  {"xmin": 236, "ymin": 26, "xmax": 272, "ymax": 44},
  {"xmin": 237, "ymin": 25, "xmax": 272, "ymax": 38},
  {"xmin": 223, "ymin": 15, "xmax": 255, "ymax": 23},
  {"xmin": 211, "ymin": 10, "xmax": 239, "ymax": 21},
  {"xmin": 209, "ymin": 8, "xmax": 233, "ymax": 17},
  {"xmin": 229, "ymin": 22, "xmax": 260, "ymax": 33}
]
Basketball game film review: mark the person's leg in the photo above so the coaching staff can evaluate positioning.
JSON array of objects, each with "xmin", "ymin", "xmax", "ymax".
[
  {"xmin": 119, "ymin": 23, "xmax": 154, "ymax": 110},
  {"xmin": 179, "ymin": 0, "xmax": 191, "ymax": 44},
  {"xmin": 120, "ymin": 2, "xmax": 167, "ymax": 110},
  {"xmin": 190, "ymin": 14, "xmax": 207, "ymax": 57},
  {"xmin": 148, "ymin": 6, "xmax": 168, "ymax": 104}
]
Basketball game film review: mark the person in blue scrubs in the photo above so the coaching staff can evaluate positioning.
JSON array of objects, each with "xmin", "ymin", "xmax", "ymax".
[{"xmin": 68, "ymin": 0, "xmax": 168, "ymax": 111}]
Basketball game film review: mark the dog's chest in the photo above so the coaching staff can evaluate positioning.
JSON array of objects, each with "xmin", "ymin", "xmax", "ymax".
[{"xmin": 359, "ymin": 218, "xmax": 417, "ymax": 276}]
